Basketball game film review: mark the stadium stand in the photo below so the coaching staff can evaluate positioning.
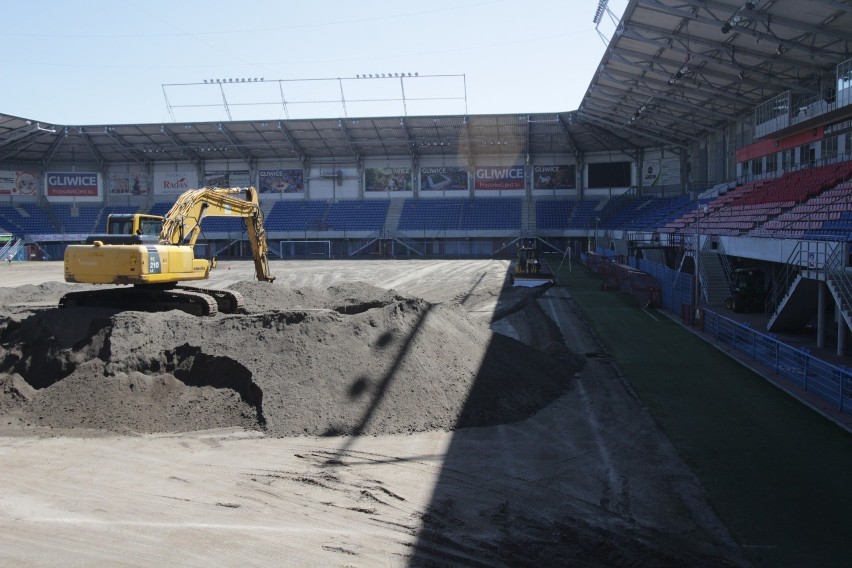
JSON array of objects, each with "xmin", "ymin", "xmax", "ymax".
[
  {"xmin": 569, "ymin": 200, "xmax": 601, "ymax": 230},
  {"xmin": 535, "ymin": 199, "xmax": 575, "ymax": 231},
  {"xmin": 148, "ymin": 202, "xmax": 175, "ymax": 217},
  {"xmin": 326, "ymin": 200, "xmax": 389, "ymax": 231},
  {"xmin": 265, "ymin": 200, "xmax": 330, "ymax": 232},
  {"xmin": 0, "ymin": 203, "xmax": 55, "ymax": 235},
  {"xmin": 52, "ymin": 204, "xmax": 101, "ymax": 235},
  {"xmin": 660, "ymin": 162, "xmax": 852, "ymax": 237},
  {"xmin": 396, "ymin": 198, "xmax": 521, "ymax": 231}
]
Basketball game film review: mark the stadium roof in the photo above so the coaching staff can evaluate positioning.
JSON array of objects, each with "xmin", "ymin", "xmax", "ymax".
[
  {"xmin": 579, "ymin": 0, "xmax": 852, "ymax": 147},
  {"xmin": 0, "ymin": 113, "xmax": 620, "ymax": 165},
  {"xmin": 2, "ymin": 0, "xmax": 851, "ymax": 165}
]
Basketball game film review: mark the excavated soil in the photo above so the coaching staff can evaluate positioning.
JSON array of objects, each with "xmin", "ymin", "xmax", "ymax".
[{"xmin": 0, "ymin": 280, "xmax": 577, "ymax": 437}]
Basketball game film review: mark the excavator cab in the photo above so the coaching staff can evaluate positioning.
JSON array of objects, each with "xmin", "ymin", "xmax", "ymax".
[{"xmin": 106, "ymin": 214, "xmax": 164, "ymax": 237}]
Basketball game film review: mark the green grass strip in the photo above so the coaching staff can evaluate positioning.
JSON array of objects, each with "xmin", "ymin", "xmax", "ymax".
[{"xmin": 553, "ymin": 262, "xmax": 852, "ymax": 568}]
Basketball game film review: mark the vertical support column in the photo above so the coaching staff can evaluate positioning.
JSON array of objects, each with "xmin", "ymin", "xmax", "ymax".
[
  {"xmin": 817, "ymin": 281, "xmax": 827, "ymax": 348},
  {"xmin": 837, "ymin": 312, "xmax": 847, "ymax": 357}
]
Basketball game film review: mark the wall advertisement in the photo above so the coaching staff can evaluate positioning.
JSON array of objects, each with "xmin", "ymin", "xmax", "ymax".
[
  {"xmin": 365, "ymin": 167, "xmax": 412, "ymax": 192},
  {"xmin": 0, "ymin": 171, "xmax": 38, "ymax": 195},
  {"xmin": 642, "ymin": 160, "xmax": 661, "ymax": 186},
  {"xmin": 153, "ymin": 171, "xmax": 198, "ymax": 195},
  {"xmin": 532, "ymin": 165, "xmax": 575, "ymax": 189},
  {"xmin": 204, "ymin": 170, "xmax": 251, "ymax": 189},
  {"xmin": 474, "ymin": 165, "xmax": 525, "ymax": 190},
  {"xmin": 109, "ymin": 173, "xmax": 148, "ymax": 195},
  {"xmin": 45, "ymin": 172, "xmax": 102, "ymax": 201},
  {"xmin": 419, "ymin": 166, "xmax": 468, "ymax": 191},
  {"xmin": 258, "ymin": 169, "xmax": 304, "ymax": 193}
]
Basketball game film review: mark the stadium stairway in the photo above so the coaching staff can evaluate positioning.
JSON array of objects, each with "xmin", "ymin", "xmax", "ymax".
[
  {"xmin": 699, "ymin": 250, "xmax": 730, "ymax": 307},
  {"xmin": 768, "ymin": 275, "xmax": 819, "ymax": 332},
  {"xmin": 523, "ymin": 200, "xmax": 536, "ymax": 232},
  {"xmin": 384, "ymin": 198, "xmax": 404, "ymax": 232}
]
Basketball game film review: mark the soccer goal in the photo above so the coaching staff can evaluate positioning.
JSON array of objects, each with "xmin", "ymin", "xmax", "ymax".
[{"xmin": 279, "ymin": 240, "xmax": 332, "ymax": 259}]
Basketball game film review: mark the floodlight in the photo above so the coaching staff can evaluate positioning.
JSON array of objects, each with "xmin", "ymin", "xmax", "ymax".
[{"xmin": 592, "ymin": 0, "xmax": 609, "ymax": 24}]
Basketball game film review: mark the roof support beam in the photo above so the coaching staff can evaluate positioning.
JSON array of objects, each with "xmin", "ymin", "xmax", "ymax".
[
  {"xmin": 399, "ymin": 117, "xmax": 417, "ymax": 158},
  {"xmin": 40, "ymin": 128, "xmax": 67, "ymax": 169},
  {"xmin": 555, "ymin": 114, "xmax": 581, "ymax": 160},
  {"xmin": 105, "ymin": 128, "xmax": 152, "ymax": 166},
  {"xmin": 640, "ymin": 0, "xmax": 852, "ymax": 45},
  {"xmin": 160, "ymin": 125, "xmax": 201, "ymax": 165},
  {"xmin": 337, "ymin": 120, "xmax": 361, "ymax": 161},
  {"xmin": 811, "ymin": 0, "xmax": 852, "ymax": 15},
  {"xmin": 592, "ymin": 84, "xmax": 740, "ymax": 123},
  {"xmin": 0, "ymin": 135, "xmax": 46, "ymax": 162},
  {"xmin": 276, "ymin": 121, "xmax": 306, "ymax": 163},
  {"xmin": 79, "ymin": 129, "xmax": 106, "ymax": 171},
  {"xmin": 639, "ymin": 0, "xmax": 852, "ymax": 55},
  {"xmin": 596, "ymin": 66, "xmax": 748, "ymax": 107},
  {"xmin": 218, "ymin": 123, "xmax": 255, "ymax": 168},
  {"xmin": 0, "ymin": 125, "xmax": 42, "ymax": 151},
  {"xmin": 581, "ymin": 98, "xmax": 705, "ymax": 141},
  {"xmin": 606, "ymin": 39, "xmax": 809, "ymax": 95},
  {"xmin": 580, "ymin": 110, "xmax": 689, "ymax": 148},
  {"xmin": 621, "ymin": 22, "xmax": 822, "ymax": 95}
]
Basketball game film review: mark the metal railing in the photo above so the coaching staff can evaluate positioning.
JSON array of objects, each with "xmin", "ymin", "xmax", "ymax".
[
  {"xmin": 766, "ymin": 240, "xmax": 839, "ymax": 317},
  {"xmin": 628, "ymin": 257, "xmax": 852, "ymax": 418},
  {"xmin": 703, "ymin": 309, "xmax": 851, "ymax": 416},
  {"xmin": 825, "ymin": 244, "xmax": 852, "ymax": 326},
  {"xmin": 715, "ymin": 239, "xmax": 734, "ymax": 295}
]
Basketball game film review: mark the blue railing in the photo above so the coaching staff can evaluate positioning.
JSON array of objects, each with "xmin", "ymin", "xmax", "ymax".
[
  {"xmin": 626, "ymin": 257, "xmax": 851, "ymax": 417},
  {"xmin": 703, "ymin": 310, "xmax": 851, "ymax": 415},
  {"xmin": 632, "ymin": 257, "xmax": 693, "ymax": 313}
]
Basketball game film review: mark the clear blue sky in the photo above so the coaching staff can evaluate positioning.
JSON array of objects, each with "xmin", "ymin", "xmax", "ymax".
[{"xmin": 2, "ymin": 0, "xmax": 627, "ymax": 125}]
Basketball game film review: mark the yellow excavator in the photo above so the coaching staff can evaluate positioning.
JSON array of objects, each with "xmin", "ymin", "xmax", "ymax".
[{"xmin": 61, "ymin": 186, "xmax": 275, "ymax": 315}]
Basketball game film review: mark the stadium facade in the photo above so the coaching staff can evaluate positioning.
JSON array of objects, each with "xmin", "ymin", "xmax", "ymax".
[{"xmin": 2, "ymin": 0, "xmax": 852, "ymax": 359}]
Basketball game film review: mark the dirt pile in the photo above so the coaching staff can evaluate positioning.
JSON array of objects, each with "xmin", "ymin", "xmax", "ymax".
[{"xmin": 0, "ymin": 281, "xmax": 577, "ymax": 436}]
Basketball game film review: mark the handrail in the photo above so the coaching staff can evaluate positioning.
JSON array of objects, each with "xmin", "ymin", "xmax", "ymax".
[
  {"xmin": 766, "ymin": 240, "xmax": 840, "ymax": 316},
  {"xmin": 697, "ymin": 237, "xmax": 710, "ymax": 303},
  {"xmin": 825, "ymin": 244, "xmax": 852, "ymax": 318},
  {"xmin": 348, "ymin": 231, "xmax": 382, "ymax": 256},
  {"xmin": 714, "ymin": 239, "xmax": 734, "ymax": 295},
  {"xmin": 1, "ymin": 238, "xmax": 24, "ymax": 261}
]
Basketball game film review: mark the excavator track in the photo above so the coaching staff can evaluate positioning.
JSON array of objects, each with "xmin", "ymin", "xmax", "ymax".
[
  {"xmin": 176, "ymin": 286, "xmax": 245, "ymax": 314},
  {"xmin": 60, "ymin": 286, "xmax": 219, "ymax": 316}
]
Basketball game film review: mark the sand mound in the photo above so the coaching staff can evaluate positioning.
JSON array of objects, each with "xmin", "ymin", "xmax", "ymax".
[{"xmin": 0, "ymin": 280, "xmax": 576, "ymax": 436}]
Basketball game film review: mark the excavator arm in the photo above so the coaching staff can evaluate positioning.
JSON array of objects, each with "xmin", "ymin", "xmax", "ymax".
[{"xmin": 160, "ymin": 187, "xmax": 275, "ymax": 282}]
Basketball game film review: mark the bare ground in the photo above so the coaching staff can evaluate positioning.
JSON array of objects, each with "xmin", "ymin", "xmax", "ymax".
[{"xmin": 0, "ymin": 259, "xmax": 748, "ymax": 567}]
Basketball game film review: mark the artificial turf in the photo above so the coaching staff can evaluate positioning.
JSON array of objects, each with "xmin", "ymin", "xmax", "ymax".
[{"xmin": 552, "ymin": 261, "xmax": 852, "ymax": 568}]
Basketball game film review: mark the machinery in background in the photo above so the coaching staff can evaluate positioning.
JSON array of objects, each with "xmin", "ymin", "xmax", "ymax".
[
  {"xmin": 61, "ymin": 187, "xmax": 275, "ymax": 315},
  {"xmin": 725, "ymin": 267, "xmax": 765, "ymax": 313},
  {"xmin": 510, "ymin": 241, "xmax": 554, "ymax": 287}
]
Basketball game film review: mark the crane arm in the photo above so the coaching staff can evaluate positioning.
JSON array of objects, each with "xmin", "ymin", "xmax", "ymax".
[{"xmin": 160, "ymin": 186, "xmax": 275, "ymax": 282}]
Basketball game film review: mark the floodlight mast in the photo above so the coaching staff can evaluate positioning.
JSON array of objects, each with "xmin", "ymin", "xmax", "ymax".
[
  {"xmin": 161, "ymin": 74, "xmax": 468, "ymax": 121},
  {"xmin": 592, "ymin": 0, "xmax": 617, "ymax": 45},
  {"xmin": 592, "ymin": 0, "xmax": 610, "ymax": 25}
]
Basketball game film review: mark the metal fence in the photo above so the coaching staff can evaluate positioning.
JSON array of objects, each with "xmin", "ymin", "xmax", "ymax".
[
  {"xmin": 632, "ymin": 257, "xmax": 693, "ymax": 315},
  {"xmin": 627, "ymin": 257, "xmax": 852, "ymax": 417},
  {"xmin": 703, "ymin": 310, "xmax": 852, "ymax": 416}
]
